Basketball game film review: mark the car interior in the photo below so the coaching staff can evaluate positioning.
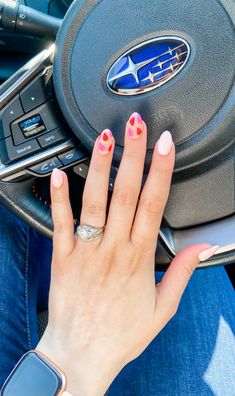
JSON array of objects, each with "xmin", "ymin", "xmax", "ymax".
[{"xmin": 0, "ymin": 0, "xmax": 234, "ymax": 339}]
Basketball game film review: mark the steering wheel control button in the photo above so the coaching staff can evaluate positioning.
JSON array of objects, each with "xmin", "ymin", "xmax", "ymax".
[
  {"xmin": 0, "ymin": 95, "xmax": 24, "ymax": 140},
  {"xmin": 11, "ymin": 100, "xmax": 61, "ymax": 145},
  {"xmin": 12, "ymin": 113, "xmax": 46, "ymax": 145},
  {"xmin": 1, "ymin": 137, "xmax": 41, "ymax": 165},
  {"xmin": 58, "ymin": 147, "xmax": 87, "ymax": 165},
  {"xmin": 73, "ymin": 160, "xmax": 90, "ymax": 179},
  {"xmin": 27, "ymin": 157, "xmax": 62, "ymax": 175},
  {"xmin": 37, "ymin": 128, "xmax": 67, "ymax": 148},
  {"xmin": 30, "ymin": 100, "xmax": 60, "ymax": 133},
  {"xmin": 20, "ymin": 114, "xmax": 46, "ymax": 138},
  {"xmin": 20, "ymin": 68, "xmax": 54, "ymax": 113},
  {"xmin": 11, "ymin": 125, "xmax": 25, "ymax": 146}
]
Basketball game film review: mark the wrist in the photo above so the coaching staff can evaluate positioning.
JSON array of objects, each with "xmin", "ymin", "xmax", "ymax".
[{"xmin": 36, "ymin": 333, "xmax": 122, "ymax": 396}]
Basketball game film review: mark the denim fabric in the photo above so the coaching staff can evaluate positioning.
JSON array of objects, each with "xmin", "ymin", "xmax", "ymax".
[
  {"xmin": 108, "ymin": 269, "xmax": 235, "ymax": 395},
  {"xmin": 0, "ymin": 203, "xmax": 51, "ymax": 385},
  {"xmin": 0, "ymin": 203, "xmax": 234, "ymax": 395}
]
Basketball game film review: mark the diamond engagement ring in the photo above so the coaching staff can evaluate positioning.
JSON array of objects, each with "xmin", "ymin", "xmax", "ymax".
[{"xmin": 76, "ymin": 224, "xmax": 105, "ymax": 241}]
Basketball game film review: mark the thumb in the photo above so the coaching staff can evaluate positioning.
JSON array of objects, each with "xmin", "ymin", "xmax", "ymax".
[{"xmin": 155, "ymin": 244, "xmax": 219, "ymax": 325}]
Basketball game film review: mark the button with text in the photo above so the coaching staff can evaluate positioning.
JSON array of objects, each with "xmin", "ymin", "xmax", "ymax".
[
  {"xmin": 1, "ymin": 137, "xmax": 41, "ymax": 165},
  {"xmin": 37, "ymin": 128, "xmax": 67, "ymax": 148}
]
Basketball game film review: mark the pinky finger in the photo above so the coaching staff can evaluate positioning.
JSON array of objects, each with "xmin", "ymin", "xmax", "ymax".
[{"xmin": 50, "ymin": 168, "xmax": 75, "ymax": 259}]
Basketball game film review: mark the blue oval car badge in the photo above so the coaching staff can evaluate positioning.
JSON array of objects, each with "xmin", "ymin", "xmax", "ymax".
[{"xmin": 107, "ymin": 36, "xmax": 190, "ymax": 96}]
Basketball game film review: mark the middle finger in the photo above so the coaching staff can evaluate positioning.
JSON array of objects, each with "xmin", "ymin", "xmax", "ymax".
[{"xmin": 104, "ymin": 112, "xmax": 147, "ymax": 242}]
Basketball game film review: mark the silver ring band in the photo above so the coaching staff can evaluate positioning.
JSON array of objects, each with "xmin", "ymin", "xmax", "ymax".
[{"xmin": 76, "ymin": 224, "xmax": 105, "ymax": 241}]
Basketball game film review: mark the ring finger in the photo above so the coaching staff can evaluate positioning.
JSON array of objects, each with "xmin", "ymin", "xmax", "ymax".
[{"xmin": 78, "ymin": 129, "xmax": 115, "ymax": 242}]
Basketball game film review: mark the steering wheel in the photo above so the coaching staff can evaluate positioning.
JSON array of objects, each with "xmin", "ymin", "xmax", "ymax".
[{"xmin": 0, "ymin": 0, "xmax": 234, "ymax": 269}]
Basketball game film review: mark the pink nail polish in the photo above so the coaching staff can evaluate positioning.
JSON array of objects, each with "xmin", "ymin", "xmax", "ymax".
[
  {"xmin": 128, "ymin": 128, "xmax": 134, "ymax": 136},
  {"xmin": 136, "ymin": 114, "xmax": 142, "ymax": 124},
  {"xmin": 198, "ymin": 245, "xmax": 220, "ymax": 262},
  {"xmin": 98, "ymin": 142, "xmax": 105, "ymax": 151},
  {"xmin": 157, "ymin": 130, "xmax": 173, "ymax": 156},
  {"xmin": 51, "ymin": 168, "xmax": 63, "ymax": 189},
  {"xmin": 97, "ymin": 129, "xmax": 114, "ymax": 155},
  {"xmin": 127, "ymin": 112, "xmax": 143, "ymax": 139}
]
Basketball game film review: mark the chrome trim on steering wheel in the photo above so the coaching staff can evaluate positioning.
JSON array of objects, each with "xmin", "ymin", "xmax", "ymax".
[
  {"xmin": 0, "ymin": 45, "xmax": 83, "ymax": 182},
  {"xmin": 0, "ymin": 139, "xmax": 75, "ymax": 181},
  {"xmin": 0, "ymin": 45, "xmax": 55, "ymax": 109},
  {"xmin": 160, "ymin": 215, "xmax": 235, "ymax": 257}
]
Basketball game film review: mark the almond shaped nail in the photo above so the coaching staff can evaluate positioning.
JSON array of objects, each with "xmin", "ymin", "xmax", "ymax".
[
  {"xmin": 127, "ymin": 112, "xmax": 143, "ymax": 139},
  {"xmin": 157, "ymin": 130, "xmax": 173, "ymax": 156},
  {"xmin": 51, "ymin": 168, "xmax": 63, "ymax": 189},
  {"xmin": 198, "ymin": 245, "xmax": 220, "ymax": 262},
  {"xmin": 97, "ymin": 129, "xmax": 114, "ymax": 155}
]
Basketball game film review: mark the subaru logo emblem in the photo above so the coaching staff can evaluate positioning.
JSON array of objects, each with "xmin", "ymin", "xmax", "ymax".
[{"xmin": 107, "ymin": 36, "xmax": 190, "ymax": 96}]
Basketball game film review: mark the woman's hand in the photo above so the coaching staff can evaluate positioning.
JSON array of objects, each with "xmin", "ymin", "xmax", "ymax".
[{"xmin": 37, "ymin": 113, "xmax": 218, "ymax": 396}]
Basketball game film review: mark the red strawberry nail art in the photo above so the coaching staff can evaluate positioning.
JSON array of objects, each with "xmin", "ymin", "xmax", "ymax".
[
  {"xmin": 130, "ymin": 117, "xmax": 135, "ymax": 126},
  {"xmin": 103, "ymin": 132, "xmax": 108, "ymax": 141},
  {"xmin": 97, "ymin": 129, "xmax": 114, "ymax": 155},
  {"xmin": 127, "ymin": 113, "xmax": 143, "ymax": 139}
]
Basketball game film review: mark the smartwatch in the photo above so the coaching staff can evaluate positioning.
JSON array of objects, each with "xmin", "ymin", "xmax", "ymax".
[{"xmin": 1, "ymin": 350, "xmax": 71, "ymax": 396}]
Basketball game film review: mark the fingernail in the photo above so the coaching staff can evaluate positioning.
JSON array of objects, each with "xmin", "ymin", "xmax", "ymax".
[
  {"xmin": 97, "ymin": 129, "xmax": 114, "ymax": 155},
  {"xmin": 157, "ymin": 131, "xmax": 173, "ymax": 156},
  {"xmin": 198, "ymin": 245, "xmax": 220, "ymax": 262},
  {"xmin": 127, "ymin": 112, "xmax": 143, "ymax": 139},
  {"xmin": 51, "ymin": 168, "xmax": 63, "ymax": 189}
]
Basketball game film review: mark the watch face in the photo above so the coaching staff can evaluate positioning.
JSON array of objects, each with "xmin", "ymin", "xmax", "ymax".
[{"xmin": 1, "ymin": 351, "xmax": 66, "ymax": 396}]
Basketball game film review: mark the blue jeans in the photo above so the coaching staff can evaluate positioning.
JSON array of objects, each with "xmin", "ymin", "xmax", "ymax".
[{"xmin": 0, "ymin": 203, "xmax": 234, "ymax": 395}]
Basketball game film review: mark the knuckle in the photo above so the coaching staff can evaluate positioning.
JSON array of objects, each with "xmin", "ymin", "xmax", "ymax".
[
  {"xmin": 91, "ymin": 161, "xmax": 105, "ymax": 173},
  {"xmin": 132, "ymin": 236, "xmax": 154, "ymax": 254},
  {"xmin": 53, "ymin": 221, "xmax": 65, "ymax": 235},
  {"xmin": 114, "ymin": 187, "xmax": 136, "ymax": 207},
  {"xmin": 52, "ymin": 193, "xmax": 65, "ymax": 205},
  {"xmin": 139, "ymin": 196, "xmax": 163, "ymax": 215},
  {"xmin": 154, "ymin": 158, "xmax": 173, "ymax": 175},
  {"xmin": 157, "ymin": 163, "xmax": 172, "ymax": 176},
  {"xmin": 84, "ymin": 200, "xmax": 106, "ymax": 216},
  {"xmin": 182, "ymin": 262, "xmax": 194, "ymax": 280},
  {"xmin": 124, "ymin": 149, "xmax": 140, "ymax": 160}
]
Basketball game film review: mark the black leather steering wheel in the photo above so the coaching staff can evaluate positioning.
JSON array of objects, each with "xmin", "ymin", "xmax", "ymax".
[{"xmin": 0, "ymin": 0, "xmax": 235, "ymax": 269}]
